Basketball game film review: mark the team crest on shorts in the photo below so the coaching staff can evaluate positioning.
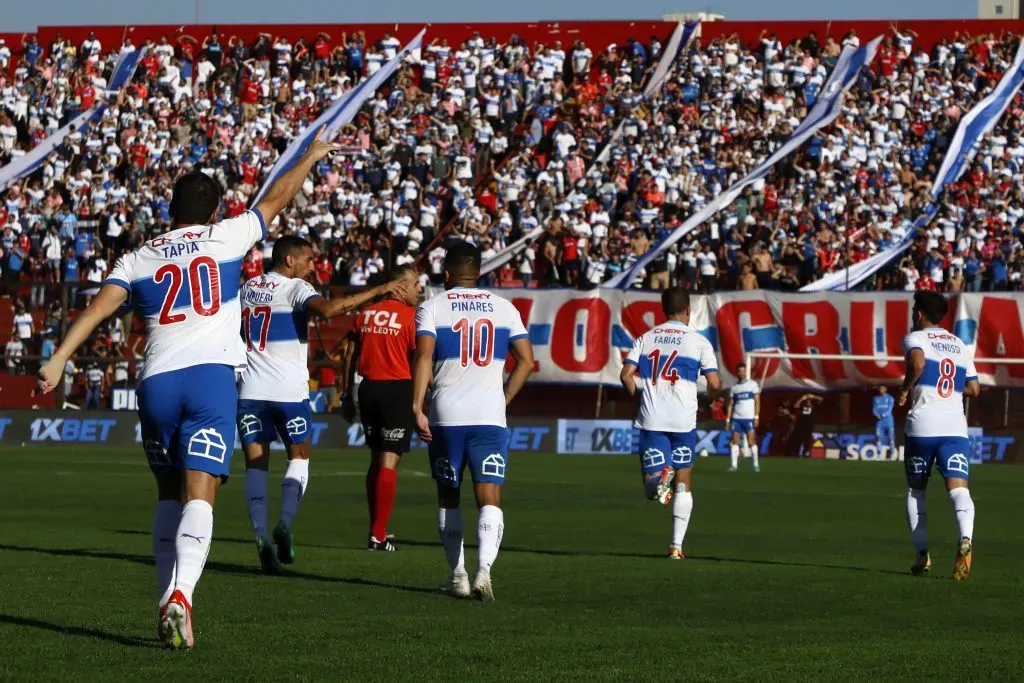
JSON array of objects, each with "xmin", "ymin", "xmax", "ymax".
[
  {"xmin": 188, "ymin": 428, "xmax": 228, "ymax": 463},
  {"xmin": 642, "ymin": 448, "xmax": 666, "ymax": 469}
]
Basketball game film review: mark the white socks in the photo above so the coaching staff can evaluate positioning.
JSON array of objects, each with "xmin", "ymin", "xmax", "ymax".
[
  {"xmin": 949, "ymin": 487, "xmax": 975, "ymax": 540},
  {"xmin": 437, "ymin": 507, "xmax": 465, "ymax": 574},
  {"xmin": 245, "ymin": 469, "xmax": 269, "ymax": 539},
  {"xmin": 153, "ymin": 500, "xmax": 181, "ymax": 606},
  {"xmin": 477, "ymin": 505, "xmax": 504, "ymax": 572},
  {"xmin": 671, "ymin": 485, "xmax": 693, "ymax": 549},
  {"xmin": 750, "ymin": 445, "xmax": 759, "ymax": 468},
  {"xmin": 906, "ymin": 488, "xmax": 928, "ymax": 553},
  {"xmin": 730, "ymin": 444, "xmax": 739, "ymax": 469},
  {"xmin": 174, "ymin": 500, "xmax": 213, "ymax": 605},
  {"xmin": 280, "ymin": 458, "xmax": 310, "ymax": 528}
]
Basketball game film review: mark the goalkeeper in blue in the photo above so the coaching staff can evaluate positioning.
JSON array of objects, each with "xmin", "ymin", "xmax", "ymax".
[{"xmin": 872, "ymin": 385, "xmax": 897, "ymax": 456}]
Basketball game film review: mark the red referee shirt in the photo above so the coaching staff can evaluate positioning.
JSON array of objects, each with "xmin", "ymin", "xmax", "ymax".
[{"xmin": 352, "ymin": 297, "xmax": 416, "ymax": 381}]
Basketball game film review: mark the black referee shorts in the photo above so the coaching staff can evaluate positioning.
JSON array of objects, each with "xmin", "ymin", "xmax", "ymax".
[{"xmin": 358, "ymin": 379, "xmax": 414, "ymax": 454}]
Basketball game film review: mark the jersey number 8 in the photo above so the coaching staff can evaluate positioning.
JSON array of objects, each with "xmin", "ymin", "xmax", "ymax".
[
  {"xmin": 452, "ymin": 317, "xmax": 494, "ymax": 368},
  {"xmin": 153, "ymin": 256, "xmax": 221, "ymax": 325},
  {"xmin": 936, "ymin": 357, "xmax": 956, "ymax": 399}
]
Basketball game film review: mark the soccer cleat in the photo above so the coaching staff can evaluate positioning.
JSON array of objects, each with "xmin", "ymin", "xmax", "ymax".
[
  {"xmin": 667, "ymin": 547, "xmax": 685, "ymax": 560},
  {"xmin": 727, "ymin": 466, "xmax": 738, "ymax": 473},
  {"xmin": 273, "ymin": 521, "xmax": 295, "ymax": 565},
  {"xmin": 752, "ymin": 465, "xmax": 760, "ymax": 473},
  {"xmin": 471, "ymin": 569, "xmax": 494, "ymax": 602},
  {"xmin": 367, "ymin": 536, "xmax": 396, "ymax": 552},
  {"xmin": 159, "ymin": 590, "xmax": 194, "ymax": 650},
  {"xmin": 910, "ymin": 550, "xmax": 932, "ymax": 576},
  {"xmin": 953, "ymin": 537, "xmax": 973, "ymax": 582},
  {"xmin": 438, "ymin": 571, "xmax": 471, "ymax": 599},
  {"xmin": 257, "ymin": 536, "xmax": 285, "ymax": 575},
  {"xmin": 655, "ymin": 465, "xmax": 675, "ymax": 505}
]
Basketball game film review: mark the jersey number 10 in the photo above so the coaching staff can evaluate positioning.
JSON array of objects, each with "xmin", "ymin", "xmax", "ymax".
[
  {"xmin": 452, "ymin": 317, "xmax": 494, "ymax": 368},
  {"xmin": 153, "ymin": 256, "xmax": 221, "ymax": 325}
]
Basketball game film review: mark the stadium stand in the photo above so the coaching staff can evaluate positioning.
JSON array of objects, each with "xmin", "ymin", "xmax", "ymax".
[{"xmin": 0, "ymin": 20, "xmax": 1022, "ymax": 404}]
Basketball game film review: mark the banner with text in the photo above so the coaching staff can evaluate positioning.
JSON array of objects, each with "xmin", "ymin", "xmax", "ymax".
[{"xmin": 494, "ymin": 290, "xmax": 1024, "ymax": 389}]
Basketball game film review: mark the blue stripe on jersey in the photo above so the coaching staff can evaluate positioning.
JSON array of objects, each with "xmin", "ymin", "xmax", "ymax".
[
  {"xmin": 251, "ymin": 208, "xmax": 268, "ymax": 240},
  {"xmin": 133, "ymin": 258, "xmax": 243, "ymax": 317},
  {"xmin": 637, "ymin": 354, "xmax": 700, "ymax": 382},
  {"xmin": 733, "ymin": 391, "xmax": 755, "ymax": 400},
  {"xmin": 918, "ymin": 359, "xmax": 967, "ymax": 392},
  {"xmin": 265, "ymin": 310, "xmax": 309, "ymax": 343},
  {"xmin": 435, "ymin": 327, "xmax": 512, "ymax": 362}
]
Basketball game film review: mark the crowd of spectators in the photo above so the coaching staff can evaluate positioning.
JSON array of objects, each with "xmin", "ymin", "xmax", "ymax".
[{"xmin": 0, "ymin": 22, "xmax": 1021, "ymax": 350}]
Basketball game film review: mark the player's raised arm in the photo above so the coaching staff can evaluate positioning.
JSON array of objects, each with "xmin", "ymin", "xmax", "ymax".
[
  {"xmin": 504, "ymin": 337, "xmax": 534, "ymax": 406},
  {"xmin": 254, "ymin": 125, "xmax": 341, "ymax": 226},
  {"xmin": 38, "ymin": 284, "xmax": 127, "ymax": 392},
  {"xmin": 305, "ymin": 279, "xmax": 407, "ymax": 320},
  {"xmin": 621, "ymin": 335, "xmax": 643, "ymax": 397}
]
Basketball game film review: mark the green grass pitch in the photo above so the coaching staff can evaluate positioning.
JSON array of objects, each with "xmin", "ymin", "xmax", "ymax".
[{"xmin": 1, "ymin": 447, "xmax": 1023, "ymax": 680}]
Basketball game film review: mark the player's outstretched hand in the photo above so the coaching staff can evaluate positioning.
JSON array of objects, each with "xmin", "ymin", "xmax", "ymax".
[
  {"xmin": 303, "ymin": 125, "xmax": 343, "ymax": 164},
  {"xmin": 37, "ymin": 359, "xmax": 64, "ymax": 394},
  {"xmin": 414, "ymin": 410, "xmax": 432, "ymax": 442},
  {"xmin": 387, "ymin": 277, "xmax": 417, "ymax": 302}
]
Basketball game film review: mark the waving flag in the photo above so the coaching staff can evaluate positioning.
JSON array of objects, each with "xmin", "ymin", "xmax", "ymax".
[
  {"xmin": 803, "ymin": 37, "xmax": 1024, "ymax": 292},
  {"xmin": 603, "ymin": 36, "xmax": 883, "ymax": 289}
]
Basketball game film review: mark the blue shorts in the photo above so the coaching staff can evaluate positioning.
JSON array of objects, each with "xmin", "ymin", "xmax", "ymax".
[
  {"xmin": 638, "ymin": 430, "xmax": 696, "ymax": 475},
  {"xmin": 136, "ymin": 364, "xmax": 237, "ymax": 480},
  {"xmin": 237, "ymin": 399, "xmax": 312, "ymax": 448},
  {"xmin": 428, "ymin": 425, "xmax": 509, "ymax": 488},
  {"xmin": 730, "ymin": 419, "xmax": 755, "ymax": 435},
  {"xmin": 904, "ymin": 435, "xmax": 971, "ymax": 482}
]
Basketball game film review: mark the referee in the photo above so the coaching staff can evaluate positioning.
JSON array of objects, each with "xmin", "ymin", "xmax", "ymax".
[{"xmin": 343, "ymin": 266, "xmax": 421, "ymax": 551}]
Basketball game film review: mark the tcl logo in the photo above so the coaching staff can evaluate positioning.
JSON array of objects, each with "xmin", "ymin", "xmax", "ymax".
[{"xmin": 360, "ymin": 310, "xmax": 403, "ymax": 329}]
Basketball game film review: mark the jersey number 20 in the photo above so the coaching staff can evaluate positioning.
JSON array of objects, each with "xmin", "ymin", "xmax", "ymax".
[
  {"xmin": 453, "ymin": 317, "xmax": 494, "ymax": 367},
  {"xmin": 153, "ymin": 256, "xmax": 221, "ymax": 325}
]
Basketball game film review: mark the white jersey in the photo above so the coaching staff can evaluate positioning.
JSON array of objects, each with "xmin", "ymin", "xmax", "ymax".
[
  {"xmin": 105, "ymin": 210, "xmax": 266, "ymax": 383},
  {"xmin": 903, "ymin": 327, "xmax": 977, "ymax": 438},
  {"xmin": 237, "ymin": 271, "xmax": 321, "ymax": 403},
  {"xmin": 415, "ymin": 287, "xmax": 528, "ymax": 428},
  {"xmin": 729, "ymin": 379, "xmax": 759, "ymax": 420},
  {"xmin": 625, "ymin": 320, "xmax": 718, "ymax": 433}
]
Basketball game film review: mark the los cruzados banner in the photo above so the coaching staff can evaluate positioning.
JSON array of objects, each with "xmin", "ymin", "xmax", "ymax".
[
  {"xmin": 251, "ymin": 28, "xmax": 426, "ymax": 206},
  {"xmin": 604, "ymin": 36, "xmax": 883, "ymax": 289},
  {"xmin": 803, "ymin": 36, "xmax": 1024, "ymax": 292},
  {"xmin": 0, "ymin": 46, "xmax": 147, "ymax": 193},
  {"xmin": 488, "ymin": 289, "xmax": 1024, "ymax": 389}
]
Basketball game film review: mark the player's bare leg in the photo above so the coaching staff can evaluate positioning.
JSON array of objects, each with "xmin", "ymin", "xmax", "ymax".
[
  {"xmin": 746, "ymin": 430, "xmax": 760, "ymax": 472},
  {"xmin": 243, "ymin": 442, "xmax": 283, "ymax": 575},
  {"xmin": 437, "ymin": 486, "xmax": 470, "ymax": 598},
  {"xmin": 275, "ymin": 441, "xmax": 310, "ymax": 565},
  {"xmin": 154, "ymin": 471, "xmax": 183, "ymax": 640},
  {"xmin": 906, "ymin": 479, "xmax": 931, "ymax": 576},
  {"xmin": 946, "ymin": 477, "xmax": 974, "ymax": 581},
  {"xmin": 161, "ymin": 470, "xmax": 220, "ymax": 650},
  {"xmin": 368, "ymin": 451, "xmax": 400, "ymax": 551},
  {"xmin": 728, "ymin": 432, "xmax": 740, "ymax": 472},
  {"xmin": 668, "ymin": 469, "xmax": 693, "ymax": 560},
  {"xmin": 471, "ymin": 483, "xmax": 503, "ymax": 601}
]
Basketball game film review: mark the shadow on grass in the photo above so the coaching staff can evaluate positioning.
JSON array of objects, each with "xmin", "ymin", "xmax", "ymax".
[
  {"xmin": 0, "ymin": 614, "xmax": 157, "ymax": 648},
  {"xmin": 0, "ymin": 543, "xmax": 436, "ymax": 595}
]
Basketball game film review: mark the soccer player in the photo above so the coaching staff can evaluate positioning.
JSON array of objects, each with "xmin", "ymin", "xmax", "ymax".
[
  {"xmin": 412, "ymin": 242, "xmax": 534, "ymax": 600},
  {"xmin": 873, "ymin": 385, "xmax": 897, "ymax": 456},
  {"xmin": 342, "ymin": 265, "xmax": 422, "ymax": 552},
  {"xmin": 725, "ymin": 362, "xmax": 760, "ymax": 472},
  {"xmin": 237, "ymin": 235, "xmax": 408, "ymax": 574},
  {"xmin": 620, "ymin": 288, "xmax": 721, "ymax": 560},
  {"xmin": 899, "ymin": 291, "xmax": 979, "ymax": 581},
  {"xmin": 36, "ymin": 128, "xmax": 342, "ymax": 649}
]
